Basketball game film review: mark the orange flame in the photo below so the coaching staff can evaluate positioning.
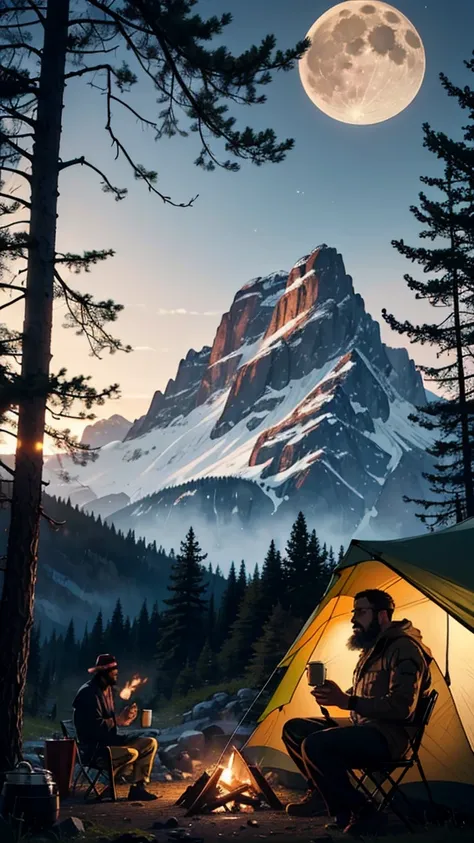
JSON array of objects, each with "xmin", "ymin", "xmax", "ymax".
[{"xmin": 119, "ymin": 674, "xmax": 148, "ymax": 700}]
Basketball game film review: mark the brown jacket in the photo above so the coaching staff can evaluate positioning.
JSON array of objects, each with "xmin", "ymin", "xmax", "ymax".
[{"xmin": 349, "ymin": 620, "xmax": 432, "ymax": 759}]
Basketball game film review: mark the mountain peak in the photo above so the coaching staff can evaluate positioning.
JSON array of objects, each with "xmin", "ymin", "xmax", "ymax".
[
  {"xmin": 80, "ymin": 414, "xmax": 132, "ymax": 448},
  {"xmin": 46, "ymin": 242, "xmax": 432, "ymax": 561}
]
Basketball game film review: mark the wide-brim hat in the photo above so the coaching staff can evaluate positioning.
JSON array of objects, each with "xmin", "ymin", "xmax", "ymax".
[{"xmin": 88, "ymin": 653, "xmax": 118, "ymax": 674}]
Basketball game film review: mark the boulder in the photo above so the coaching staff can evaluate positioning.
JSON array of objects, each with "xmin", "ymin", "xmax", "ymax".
[
  {"xmin": 237, "ymin": 688, "xmax": 258, "ymax": 702},
  {"xmin": 182, "ymin": 710, "xmax": 194, "ymax": 723},
  {"xmin": 175, "ymin": 752, "xmax": 193, "ymax": 774},
  {"xmin": 158, "ymin": 718, "xmax": 211, "ymax": 747},
  {"xmin": 53, "ymin": 817, "xmax": 85, "ymax": 838},
  {"xmin": 221, "ymin": 700, "xmax": 242, "ymax": 719},
  {"xmin": 191, "ymin": 700, "xmax": 218, "ymax": 719},
  {"xmin": 211, "ymin": 692, "xmax": 229, "ymax": 708},
  {"xmin": 159, "ymin": 743, "xmax": 181, "ymax": 769},
  {"xmin": 177, "ymin": 730, "xmax": 205, "ymax": 755}
]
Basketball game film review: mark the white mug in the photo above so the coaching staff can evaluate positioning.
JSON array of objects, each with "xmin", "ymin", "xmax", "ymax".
[{"xmin": 141, "ymin": 709, "xmax": 152, "ymax": 728}]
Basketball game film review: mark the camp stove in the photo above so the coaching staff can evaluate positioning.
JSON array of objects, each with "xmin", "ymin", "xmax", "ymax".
[{"xmin": 176, "ymin": 747, "xmax": 282, "ymax": 815}]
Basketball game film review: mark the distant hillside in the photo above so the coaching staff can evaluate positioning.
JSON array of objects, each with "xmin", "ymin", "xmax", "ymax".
[{"xmin": 0, "ymin": 495, "xmax": 226, "ymax": 636}]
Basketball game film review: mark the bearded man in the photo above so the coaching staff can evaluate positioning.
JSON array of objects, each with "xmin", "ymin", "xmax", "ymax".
[
  {"xmin": 73, "ymin": 654, "xmax": 158, "ymax": 801},
  {"xmin": 282, "ymin": 590, "xmax": 432, "ymax": 835}
]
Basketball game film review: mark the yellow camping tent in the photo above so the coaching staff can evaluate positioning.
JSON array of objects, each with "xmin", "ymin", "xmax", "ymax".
[{"xmin": 244, "ymin": 518, "xmax": 474, "ymax": 810}]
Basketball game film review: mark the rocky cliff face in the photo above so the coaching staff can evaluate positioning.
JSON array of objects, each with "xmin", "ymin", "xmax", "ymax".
[
  {"xmin": 45, "ymin": 244, "xmax": 433, "ymax": 560},
  {"xmin": 127, "ymin": 346, "xmax": 212, "ymax": 439}
]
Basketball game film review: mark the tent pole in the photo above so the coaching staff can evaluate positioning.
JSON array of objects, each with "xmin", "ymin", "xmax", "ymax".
[
  {"xmin": 445, "ymin": 613, "xmax": 451, "ymax": 686},
  {"xmin": 214, "ymin": 665, "xmax": 283, "ymax": 769}
]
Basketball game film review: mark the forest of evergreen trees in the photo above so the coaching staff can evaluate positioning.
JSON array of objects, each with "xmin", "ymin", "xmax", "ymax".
[{"xmin": 26, "ymin": 512, "xmax": 343, "ymax": 715}]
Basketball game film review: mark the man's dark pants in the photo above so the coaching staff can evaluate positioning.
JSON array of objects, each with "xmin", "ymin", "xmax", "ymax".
[{"xmin": 282, "ymin": 717, "xmax": 390, "ymax": 816}]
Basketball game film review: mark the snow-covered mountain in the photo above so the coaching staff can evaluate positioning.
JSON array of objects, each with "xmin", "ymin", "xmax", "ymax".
[
  {"xmin": 80, "ymin": 413, "xmax": 132, "ymax": 448},
  {"xmin": 45, "ymin": 245, "xmax": 433, "ymax": 565}
]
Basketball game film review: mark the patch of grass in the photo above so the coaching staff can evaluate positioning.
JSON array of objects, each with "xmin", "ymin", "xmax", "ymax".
[{"xmin": 22, "ymin": 717, "xmax": 58, "ymax": 741}]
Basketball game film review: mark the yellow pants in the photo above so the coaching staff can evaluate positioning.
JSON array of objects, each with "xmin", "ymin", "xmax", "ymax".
[{"xmin": 108, "ymin": 736, "xmax": 158, "ymax": 784}]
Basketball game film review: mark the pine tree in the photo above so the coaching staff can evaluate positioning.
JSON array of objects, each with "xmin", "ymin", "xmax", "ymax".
[
  {"xmin": 123, "ymin": 616, "xmax": 132, "ymax": 657},
  {"xmin": 219, "ymin": 574, "xmax": 264, "ymax": 679},
  {"xmin": 237, "ymin": 560, "xmax": 248, "ymax": 604},
  {"xmin": 215, "ymin": 562, "xmax": 239, "ymax": 647},
  {"xmin": 62, "ymin": 620, "xmax": 76, "ymax": 676},
  {"xmin": 149, "ymin": 603, "xmax": 161, "ymax": 661},
  {"xmin": 247, "ymin": 604, "xmax": 301, "ymax": 688},
  {"xmin": 79, "ymin": 624, "xmax": 89, "ymax": 672},
  {"xmin": 0, "ymin": 0, "xmax": 308, "ymax": 769},
  {"xmin": 136, "ymin": 600, "xmax": 150, "ymax": 660},
  {"xmin": 337, "ymin": 544, "xmax": 345, "ymax": 566},
  {"xmin": 89, "ymin": 610, "xmax": 104, "ymax": 663},
  {"xmin": 174, "ymin": 661, "xmax": 196, "ymax": 697},
  {"xmin": 304, "ymin": 529, "xmax": 327, "ymax": 617},
  {"xmin": 39, "ymin": 662, "xmax": 51, "ymax": 715},
  {"xmin": 196, "ymin": 640, "xmax": 218, "ymax": 685},
  {"xmin": 260, "ymin": 540, "xmax": 283, "ymax": 619},
  {"xmin": 106, "ymin": 600, "xmax": 125, "ymax": 656},
  {"xmin": 282, "ymin": 512, "xmax": 309, "ymax": 618},
  {"xmin": 207, "ymin": 593, "xmax": 216, "ymax": 652},
  {"xmin": 383, "ymin": 63, "xmax": 474, "ymax": 525},
  {"xmin": 327, "ymin": 546, "xmax": 336, "ymax": 571},
  {"xmin": 25, "ymin": 626, "xmax": 42, "ymax": 716},
  {"xmin": 156, "ymin": 527, "xmax": 208, "ymax": 694}
]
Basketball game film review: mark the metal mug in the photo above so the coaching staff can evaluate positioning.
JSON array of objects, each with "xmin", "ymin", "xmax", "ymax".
[
  {"xmin": 307, "ymin": 661, "xmax": 327, "ymax": 687},
  {"xmin": 141, "ymin": 709, "xmax": 152, "ymax": 728}
]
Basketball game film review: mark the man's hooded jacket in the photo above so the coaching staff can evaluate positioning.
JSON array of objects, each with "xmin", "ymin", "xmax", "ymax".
[{"xmin": 349, "ymin": 619, "xmax": 432, "ymax": 758}]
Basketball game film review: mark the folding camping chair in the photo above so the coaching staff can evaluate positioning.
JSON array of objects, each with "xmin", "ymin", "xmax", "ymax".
[
  {"xmin": 348, "ymin": 689, "xmax": 438, "ymax": 831},
  {"xmin": 60, "ymin": 719, "xmax": 117, "ymax": 802}
]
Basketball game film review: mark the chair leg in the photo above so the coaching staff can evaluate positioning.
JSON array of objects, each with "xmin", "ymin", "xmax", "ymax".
[
  {"xmin": 108, "ymin": 759, "xmax": 117, "ymax": 802},
  {"xmin": 414, "ymin": 753, "xmax": 435, "ymax": 806},
  {"xmin": 84, "ymin": 769, "xmax": 102, "ymax": 801},
  {"xmin": 364, "ymin": 772, "xmax": 417, "ymax": 832}
]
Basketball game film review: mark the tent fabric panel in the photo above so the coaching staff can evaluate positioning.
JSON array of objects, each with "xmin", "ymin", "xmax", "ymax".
[{"xmin": 341, "ymin": 518, "xmax": 474, "ymax": 594}]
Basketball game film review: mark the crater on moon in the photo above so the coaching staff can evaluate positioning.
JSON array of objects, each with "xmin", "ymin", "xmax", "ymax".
[{"xmin": 299, "ymin": 0, "xmax": 426, "ymax": 126}]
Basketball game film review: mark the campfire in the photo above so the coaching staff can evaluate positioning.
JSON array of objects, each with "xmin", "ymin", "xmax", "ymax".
[
  {"xmin": 176, "ymin": 747, "xmax": 282, "ymax": 815},
  {"xmin": 119, "ymin": 674, "xmax": 148, "ymax": 700}
]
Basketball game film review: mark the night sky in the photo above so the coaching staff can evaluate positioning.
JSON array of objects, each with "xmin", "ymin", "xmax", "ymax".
[{"xmin": 21, "ymin": 1, "xmax": 474, "ymax": 438}]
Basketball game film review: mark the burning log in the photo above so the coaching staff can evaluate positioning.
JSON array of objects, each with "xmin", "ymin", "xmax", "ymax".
[
  {"xmin": 201, "ymin": 783, "xmax": 250, "ymax": 812},
  {"xmin": 175, "ymin": 772, "xmax": 210, "ymax": 809},
  {"xmin": 184, "ymin": 766, "xmax": 224, "ymax": 815},
  {"xmin": 178, "ymin": 747, "xmax": 283, "ymax": 815}
]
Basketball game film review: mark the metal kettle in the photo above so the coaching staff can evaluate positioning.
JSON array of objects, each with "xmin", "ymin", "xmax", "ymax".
[{"xmin": 4, "ymin": 761, "xmax": 55, "ymax": 792}]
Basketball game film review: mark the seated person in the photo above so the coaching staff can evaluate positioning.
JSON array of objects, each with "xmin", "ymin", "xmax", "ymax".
[
  {"xmin": 73, "ymin": 653, "xmax": 158, "ymax": 801},
  {"xmin": 282, "ymin": 589, "xmax": 432, "ymax": 835}
]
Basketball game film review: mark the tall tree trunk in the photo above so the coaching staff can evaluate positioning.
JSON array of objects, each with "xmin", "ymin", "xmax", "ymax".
[
  {"xmin": 0, "ymin": 0, "xmax": 69, "ymax": 775},
  {"xmin": 448, "ymin": 168, "xmax": 474, "ymax": 518}
]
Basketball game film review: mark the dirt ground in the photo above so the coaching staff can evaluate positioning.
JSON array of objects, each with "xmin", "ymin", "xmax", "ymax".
[{"xmin": 59, "ymin": 780, "xmax": 340, "ymax": 841}]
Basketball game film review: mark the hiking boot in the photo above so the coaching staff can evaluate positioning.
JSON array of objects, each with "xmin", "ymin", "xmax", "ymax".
[
  {"xmin": 128, "ymin": 783, "xmax": 158, "ymax": 802},
  {"xmin": 343, "ymin": 805, "xmax": 388, "ymax": 837},
  {"xmin": 286, "ymin": 789, "xmax": 324, "ymax": 816},
  {"xmin": 324, "ymin": 811, "xmax": 351, "ymax": 832}
]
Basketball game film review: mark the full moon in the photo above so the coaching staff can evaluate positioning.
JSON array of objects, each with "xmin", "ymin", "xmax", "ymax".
[{"xmin": 299, "ymin": 1, "xmax": 426, "ymax": 125}]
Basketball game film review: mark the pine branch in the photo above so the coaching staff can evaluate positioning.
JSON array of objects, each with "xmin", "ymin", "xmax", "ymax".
[
  {"xmin": 39, "ymin": 506, "xmax": 65, "ymax": 530},
  {"xmin": 103, "ymin": 67, "xmax": 197, "ymax": 207},
  {"xmin": 0, "ymin": 293, "xmax": 24, "ymax": 311},
  {"xmin": 58, "ymin": 155, "xmax": 127, "ymax": 200},
  {"xmin": 0, "ymin": 132, "xmax": 33, "ymax": 161}
]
